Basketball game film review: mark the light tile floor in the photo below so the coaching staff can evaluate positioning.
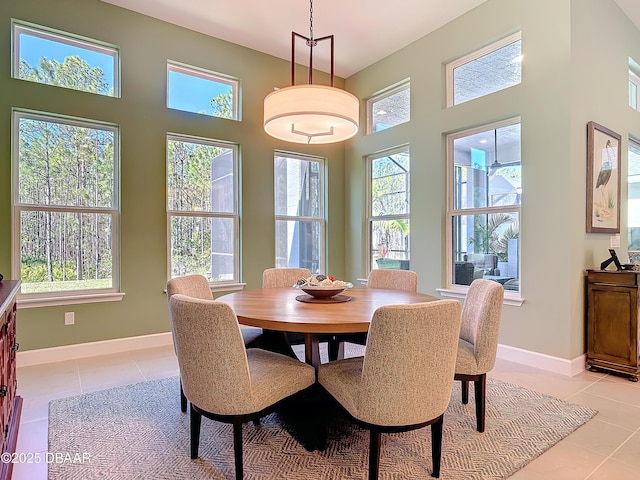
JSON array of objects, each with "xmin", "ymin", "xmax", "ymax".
[{"xmin": 13, "ymin": 345, "xmax": 640, "ymax": 479}]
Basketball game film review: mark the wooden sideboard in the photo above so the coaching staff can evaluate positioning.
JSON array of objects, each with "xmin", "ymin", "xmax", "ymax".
[
  {"xmin": 0, "ymin": 281, "xmax": 21, "ymax": 480},
  {"xmin": 586, "ymin": 270, "xmax": 639, "ymax": 381}
]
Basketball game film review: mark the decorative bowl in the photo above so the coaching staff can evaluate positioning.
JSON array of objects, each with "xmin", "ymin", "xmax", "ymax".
[
  {"xmin": 621, "ymin": 263, "xmax": 635, "ymax": 271},
  {"xmin": 295, "ymin": 282, "xmax": 353, "ymax": 299}
]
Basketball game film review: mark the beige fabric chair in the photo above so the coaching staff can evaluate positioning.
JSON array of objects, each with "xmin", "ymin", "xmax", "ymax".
[
  {"xmin": 454, "ymin": 278, "xmax": 504, "ymax": 432},
  {"xmin": 262, "ymin": 267, "xmax": 311, "ymax": 288},
  {"xmin": 339, "ymin": 269, "xmax": 420, "ymax": 353},
  {"xmin": 169, "ymin": 294, "xmax": 315, "ymax": 480},
  {"xmin": 167, "ymin": 274, "xmax": 263, "ymax": 412},
  {"xmin": 318, "ymin": 300, "xmax": 462, "ymax": 479},
  {"xmin": 367, "ymin": 268, "xmax": 418, "ymax": 292}
]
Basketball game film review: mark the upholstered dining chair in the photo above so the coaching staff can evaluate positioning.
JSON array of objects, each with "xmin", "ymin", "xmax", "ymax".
[
  {"xmin": 367, "ymin": 268, "xmax": 418, "ymax": 292},
  {"xmin": 454, "ymin": 278, "xmax": 504, "ymax": 433},
  {"xmin": 169, "ymin": 294, "xmax": 315, "ymax": 480},
  {"xmin": 335, "ymin": 268, "xmax": 420, "ymax": 354},
  {"xmin": 167, "ymin": 274, "xmax": 263, "ymax": 412},
  {"xmin": 318, "ymin": 300, "xmax": 462, "ymax": 479},
  {"xmin": 262, "ymin": 267, "xmax": 340, "ymax": 359}
]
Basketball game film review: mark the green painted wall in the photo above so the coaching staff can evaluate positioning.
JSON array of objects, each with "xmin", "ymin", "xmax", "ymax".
[
  {"xmin": 3, "ymin": 0, "xmax": 639, "ymax": 360},
  {"xmin": 345, "ymin": 0, "xmax": 640, "ymax": 360},
  {"xmin": 0, "ymin": 0, "xmax": 346, "ymax": 351}
]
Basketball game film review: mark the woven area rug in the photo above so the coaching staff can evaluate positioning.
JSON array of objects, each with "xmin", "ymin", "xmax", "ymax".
[{"xmin": 48, "ymin": 373, "xmax": 596, "ymax": 479}]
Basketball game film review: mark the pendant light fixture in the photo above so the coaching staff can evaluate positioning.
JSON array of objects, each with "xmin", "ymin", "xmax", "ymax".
[{"xmin": 263, "ymin": 0, "xmax": 359, "ymax": 144}]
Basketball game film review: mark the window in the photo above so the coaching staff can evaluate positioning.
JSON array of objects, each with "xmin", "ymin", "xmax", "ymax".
[
  {"xmin": 446, "ymin": 32, "xmax": 521, "ymax": 107},
  {"xmin": 167, "ymin": 135, "xmax": 239, "ymax": 284},
  {"xmin": 368, "ymin": 148, "xmax": 410, "ymax": 272},
  {"xmin": 13, "ymin": 111, "xmax": 119, "ymax": 296},
  {"xmin": 447, "ymin": 119, "xmax": 521, "ymax": 292},
  {"xmin": 274, "ymin": 152, "xmax": 325, "ymax": 273},
  {"xmin": 629, "ymin": 138, "xmax": 640, "ymax": 251},
  {"xmin": 167, "ymin": 62, "xmax": 239, "ymax": 119},
  {"xmin": 629, "ymin": 58, "xmax": 640, "ymax": 111},
  {"xmin": 367, "ymin": 81, "xmax": 410, "ymax": 133},
  {"xmin": 12, "ymin": 21, "xmax": 119, "ymax": 97}
]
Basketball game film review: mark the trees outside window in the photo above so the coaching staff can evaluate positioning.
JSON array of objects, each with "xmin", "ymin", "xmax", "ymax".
[
  {"xmin": 274, "ymin": 153, "xmax": 324, "ymax": 274},
  {"xmin": 13, "ymin": 21, "xmax": 119, "ymax": 97},
  {"xmin": 13, "ymin": 111, "xmax": 119, "ymax": 295},
  {"xmin": 368, "ymin": 148, "xmax": 410, "ymax": 272},
  {"xmin": 167, "ymin": 136, "xmax": 239, "ymax": 283}
]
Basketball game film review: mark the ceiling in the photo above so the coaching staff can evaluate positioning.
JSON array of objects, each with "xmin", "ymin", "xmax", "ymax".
[{"xmin": 101, "ymin": 0, "xmax": 640, "ymax": 79}]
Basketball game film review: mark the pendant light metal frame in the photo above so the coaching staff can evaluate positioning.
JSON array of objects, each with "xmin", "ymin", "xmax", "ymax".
[{"xmin": 263, "ymin": 2, "xmax": 359, "ymax": 145}]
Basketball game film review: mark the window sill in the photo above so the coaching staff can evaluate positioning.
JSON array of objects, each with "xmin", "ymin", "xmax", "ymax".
[
  {"xmin": 18, "ymin": 292, "xmax": 126, "ymax": 309},
  {"xmin": 436, "ymin": 287, "xmax": 524, "ymax": 306},
  {"xmin": 210, "ymin": 282, "xmax": 246, "ymax": 293}
]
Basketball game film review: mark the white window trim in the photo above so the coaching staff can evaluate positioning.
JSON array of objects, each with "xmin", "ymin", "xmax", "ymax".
[
  {"xmin": 446, "ymin": 31, "xmax": 521, "ymax": 108},
  {"xmin": 166, "ymin": 134, "xmax": 241, "ymax": 284},
  {"xmin": 366, "ymin": 79, "xmax": 410, "ymax": 134},
  {"xmin": 12, "ymin": 20, "xmax": 121, "ymax": 97},
  {"xmin": 629, "ymin": 69, "xmax": 640, "ymax": 111},
  {"xmin": 274, "ymin": 151, "xmax": 326, "ymax": 274},
  {"xmin": 12, "ymin": 109, "xmax": 121, "ymax": 302},
  {"xmin": 366, "ymin": 145, "xmax": 410, "ymax": 274},
  {"xmin": 445, "ymin": 117, "xmax": 522, "ymax": 304},
  {"xmin": 167, "ymin": 60, "xmax": 240, "ymax": 120}
]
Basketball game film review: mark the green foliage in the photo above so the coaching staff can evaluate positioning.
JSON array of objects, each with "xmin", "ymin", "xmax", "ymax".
[
  {"xmin": 468, "ymin": 213, "xmax": 519, "ymax": 262},
  {"xmin": 19, "ymin": 56, "xmax": 110, "ymax": 95},
  {"xmin": 210, "ymin": 91, "xmax": 233, "ymax": 118}
]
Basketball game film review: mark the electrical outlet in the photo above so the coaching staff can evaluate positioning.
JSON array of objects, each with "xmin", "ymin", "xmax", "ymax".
[
  {"xmin": 610, "ymin": 235, "xmax": 621, "ymax": 248},
  {"xmin": 64, "ymin": 312, "xmax": 75, "ymax": 325}
]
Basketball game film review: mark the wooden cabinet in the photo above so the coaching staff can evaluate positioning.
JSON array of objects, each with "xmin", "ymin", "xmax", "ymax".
[
  {"xmin": 0, "ymin": 281, "xmax": 21, "ymax": 480},
  {"xmin": 586, "ymin": 270, "xmax": 640, "ymax": 381}
]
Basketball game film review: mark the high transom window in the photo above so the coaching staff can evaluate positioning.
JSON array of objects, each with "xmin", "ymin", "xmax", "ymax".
[
  {"xmin": 12, "ymin": 21, "xmax": 119, "ymax": 97},
  {"xmin": 167, "ymin": 135, "xmax": 239, "ymax": 284},
  {"xmin": 446, "ymin": 32, "xmax": 521, "ymax": 107},
  {"xmin": 367, "ymin": 81, "xmax": 410, "ymax": 133},
  {"xmin": 167, "ymin": 61, "xmax": 239, "ymax": 120},
  {"xmin": 368, "ymin": 147, "xmax": 410, "ymax": 272},
  {"xmin": 274, "ymin": 152, "xmax": 325, "ymax": 274},
  {"xmin": 13, "ymin": 110, "xmax": 120, "ymax": 296}
]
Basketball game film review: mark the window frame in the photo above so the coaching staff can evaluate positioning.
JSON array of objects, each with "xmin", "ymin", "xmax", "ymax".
[
  {"xmin": 366, "ymin": 80, "xmax": 410, "ymax": 134},
  {"xmin": 366, "ymin": 145, "xmax": 411, "ymax": 274},
  {"xmin": 166, "ymin": 133, "xmax": 241, "ymax": 287},
  {"xmin": 12, "ymin": 109, "xmax": 122, "ymax": 306},
  {"xmin": 167, "ymin": 61, "xmax": 240, "ymax": 120},
  {"xmin": 629, "ymin": 67, "xmax": 640, "ymax": 111},
  {"xmin": 12, "ymin": 20, "xmax": 120, "ymax": 97},
  {"xmin": 445, "ymin": 117, "xmax": 522, "ymax": 302},
  {"xmin": 274, "ymin": 151, "xmax": 326, "ymax": 274},
  {"xmin": 446, "ymin": 31, "xmax": 521, "ymax": 107}
]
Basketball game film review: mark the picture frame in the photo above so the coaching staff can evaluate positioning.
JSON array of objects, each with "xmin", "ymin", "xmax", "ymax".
[{"xmin": 586, "ymin": 121, "xmax": 621, "ymax": 233}]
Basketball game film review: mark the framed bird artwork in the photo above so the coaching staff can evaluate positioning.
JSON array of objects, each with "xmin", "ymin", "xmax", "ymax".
[{"xmin": 586, "ymin": 121, "xmax": 621, "ymax": 233}]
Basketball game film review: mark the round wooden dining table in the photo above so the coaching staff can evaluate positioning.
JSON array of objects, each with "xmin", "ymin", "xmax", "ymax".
[{"xmin": 217, "ymin": 286, "xmax": 439, "ymax": 368}]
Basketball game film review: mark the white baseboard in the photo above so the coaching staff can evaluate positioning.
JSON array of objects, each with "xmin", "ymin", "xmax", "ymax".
[
  {"xmin": 497, "ymin": 343, "xmax": 586, "ymax": 377},
  {"xmin": 17, "ymin": 332, "xmax": 173, "ymax": 368},
  {"xmin": 17, "ymin": 333, "xmax": 586, "ymax": 376}
]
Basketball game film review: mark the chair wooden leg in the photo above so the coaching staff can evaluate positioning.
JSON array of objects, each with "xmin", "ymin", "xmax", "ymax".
[
  {"xmin": 431, "ymin": 415, "xmax": 443, "ymax": 478},
  {"xmin": 461, "ymin": 380, "xmax": 469, "ymax": 404},
  {"xmin": 190, "ymin": 404, "xmax": 202, "ymax": 459},
  {"xmin": 328, "ymin": 338, "xmax": 345, "ymax": 361},
  {"xmin": 233, "ymin": 418, "xmax": 243, "ymax": 480},
  {"xmin": 369, "ymin": 430, "xmax": 381, "ymax": 480},
  {"xmin": 474, "ymin": 374, "xmax": 486, "ymax": 433},
  {"xmin": 180, "ymin": 379, "xmax": 187, "ymax": 413}
]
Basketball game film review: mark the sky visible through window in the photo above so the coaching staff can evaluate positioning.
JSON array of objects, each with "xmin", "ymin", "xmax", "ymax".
[
  {"xmin": 167, "ymin": 70, "xmax": 232, "ymax": 116},
  {"xmin": 20, "ymin": 32, "xmax": 228, "ymax": 114},
  {"xmin": 19, "ymin": 33, "xmax": 115, "ymax": 91}
]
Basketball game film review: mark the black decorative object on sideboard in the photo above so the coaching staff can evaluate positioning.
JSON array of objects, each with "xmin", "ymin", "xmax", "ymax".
[
  {"xmin": 585, "ymin": 270, "xmax": 639, "ymax": 382},
  {"xmin": 0, "ymin": 280, "xmax": 21, "ymax": 480}
]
